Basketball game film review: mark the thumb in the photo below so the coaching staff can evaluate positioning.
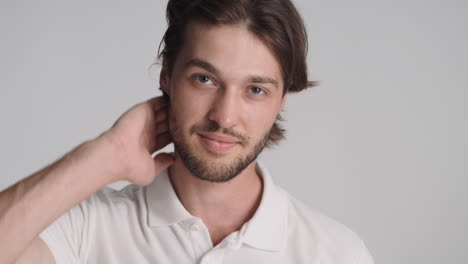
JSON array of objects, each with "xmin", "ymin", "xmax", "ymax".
[{"xmin": 153, "ymin": 152, "xmax": 175, "ymax": 175}]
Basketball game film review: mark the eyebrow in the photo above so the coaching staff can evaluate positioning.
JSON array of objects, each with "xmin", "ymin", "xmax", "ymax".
[
  {"xmin": 184, "ymin": 59, "xmax": 220, "ymax": 76},
  {"xmin": 184, "ymin": 58, "xmax": 279, "ymax": 89},
  {"xmin": 247, "ymin": 75, "xmax": 279, "ymax": 89}
]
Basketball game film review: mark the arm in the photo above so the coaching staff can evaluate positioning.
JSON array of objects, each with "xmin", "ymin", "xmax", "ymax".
[{"xmin": 0, "ymin": 96, "xmax": 173, "ymax": 264}]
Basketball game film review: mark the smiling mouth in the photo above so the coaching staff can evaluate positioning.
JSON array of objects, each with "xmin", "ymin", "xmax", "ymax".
[{"xmin": 198, "ymin": 134, "xmax": 239, "ymax": 153}]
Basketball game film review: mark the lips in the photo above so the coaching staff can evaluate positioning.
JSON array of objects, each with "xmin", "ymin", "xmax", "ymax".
[
  {"xmin": 198, "ymin": 133, "xmax": 240, "ymax": 143},
  {"xmin": 198, "ymin": 133, "xmax": 240, "ymax": 153}
]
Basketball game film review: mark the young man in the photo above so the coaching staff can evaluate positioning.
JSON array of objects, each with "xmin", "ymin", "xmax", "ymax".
[{"xmin": 0, "ymin": 0, "xmax": 374, "ymax": 263}]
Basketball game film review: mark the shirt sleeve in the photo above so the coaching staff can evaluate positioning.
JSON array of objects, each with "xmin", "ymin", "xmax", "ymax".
[
  {"xmin": 39, "ymin": 196, "xmax": 93, "ymax": 264},
  {"xmin": 356, "ymin": 239, "xmax": 375, "ymax": 264}
]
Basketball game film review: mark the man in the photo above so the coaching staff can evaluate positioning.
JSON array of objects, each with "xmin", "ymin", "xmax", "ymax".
[{"xmin": 0, "ymin": 0, "xmax": 374, "ymax": 263}]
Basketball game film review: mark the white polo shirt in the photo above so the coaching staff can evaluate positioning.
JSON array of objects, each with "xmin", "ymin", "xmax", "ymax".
[{"xmin": 39, "ymin": 162, "xmax": 374, "ymax": 264}]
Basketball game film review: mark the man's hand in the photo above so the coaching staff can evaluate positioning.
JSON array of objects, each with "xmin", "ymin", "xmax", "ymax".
[
  {"xmin": 101, "ymin": 96, "xmax": 174, "ymax": 185},
  {"xmin": 0, "ymin": 96, "xmax": 175, "ymax": 264}
]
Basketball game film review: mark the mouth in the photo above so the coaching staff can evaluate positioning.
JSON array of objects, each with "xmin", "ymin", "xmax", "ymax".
[{"xmin": 198, "ymin": 133, "xmax": 240, "ymax": 153}]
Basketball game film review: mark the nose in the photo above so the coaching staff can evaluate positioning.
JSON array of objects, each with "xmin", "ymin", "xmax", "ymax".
[{"xmin": 207, "ymin": 89, "xmax": 239, "ymax": 129}]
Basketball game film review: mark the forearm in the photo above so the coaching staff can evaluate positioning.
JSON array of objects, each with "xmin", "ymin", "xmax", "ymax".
[{"xmin": 0, "ymin": 136, "xmax": 122, "ymax": 263}]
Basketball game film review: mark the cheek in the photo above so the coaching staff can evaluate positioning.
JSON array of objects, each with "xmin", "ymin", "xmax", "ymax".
[
  {"xmin": 244, "ymin": 103, "xmax": 280, "ymax": 138},
  {"xmin": 169, "ymin": 80, "xmax": 210, "ymax": 126}
]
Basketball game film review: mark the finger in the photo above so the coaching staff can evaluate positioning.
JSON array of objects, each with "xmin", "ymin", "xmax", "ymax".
[
  {"xmin": 146, "ymin": 96, "xmax": 169, "ymax": 113},
  {"xmin": 154, "ymin": 132, "xmax": 172, "ymax": 152},
  {"xmin": 154, "ymin": 108, "xmax": 168, "ymax": 123},
  {"xmin": 146, "ymin": 121, "xmax": 171, "ymax": 153},
  {"xmin": 145, "ymin": 124, "xmax": 168, "ymax": 153},
  {"xmin": 155, "ymin": 120, "xmax": 169, "ymax": 134},
  {"xmin": 148, "ymin": 131, "xmax": 172, "ymax": 153},
  {"xmin": 153, "ymin": 152, "xmax": 175, "ymax": 175}
]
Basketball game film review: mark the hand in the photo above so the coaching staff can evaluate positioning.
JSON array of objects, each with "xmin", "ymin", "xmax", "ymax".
[{"xmin": 100, "ymin": 96, "xmax": 174, "ymax": 185}]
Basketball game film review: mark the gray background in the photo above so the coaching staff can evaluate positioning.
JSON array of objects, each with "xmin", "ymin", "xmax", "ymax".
[{"xmin": 1, "ymin": 0, "xmax": 467, "ymax": 263}]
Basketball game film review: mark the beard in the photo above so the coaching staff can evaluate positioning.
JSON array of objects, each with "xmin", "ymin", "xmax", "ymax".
[{"xmin": 170, "ymin": 118, "xmax": 271, "ymax": 183}]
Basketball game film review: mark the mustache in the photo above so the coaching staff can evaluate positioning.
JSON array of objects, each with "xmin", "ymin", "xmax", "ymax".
[{"xmin": 190, "ymin": 121, "xmax": 249, "ymax": 146}]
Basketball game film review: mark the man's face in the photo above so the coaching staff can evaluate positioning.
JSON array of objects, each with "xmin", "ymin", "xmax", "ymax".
[{"xmin": 162, "ymin": 23, "xmax": 287, "ymax": 182}]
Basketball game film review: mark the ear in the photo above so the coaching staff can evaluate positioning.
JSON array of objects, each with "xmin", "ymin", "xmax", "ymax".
[
  {"xmin": 280, "ymin": 93, "xmax": 288, "ymax": 109},
  {"xmin": 159, "ymin": 62, "xmax": 170, "ymax": 96}
]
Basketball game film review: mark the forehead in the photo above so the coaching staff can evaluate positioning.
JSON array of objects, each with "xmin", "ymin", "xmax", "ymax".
[{"xmin": 175, "ymin": 23, "xmax": 283, "ymax": 85}]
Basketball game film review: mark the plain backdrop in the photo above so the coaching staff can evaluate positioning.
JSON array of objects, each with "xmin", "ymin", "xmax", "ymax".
[{"xmin": 1, "ymin": 0, "xmax": 467, "ymax": 263}]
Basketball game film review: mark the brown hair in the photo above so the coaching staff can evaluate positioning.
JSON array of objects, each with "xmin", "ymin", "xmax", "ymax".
[{"xmin": 158, "ymin": 0, "xmax": 318, "ymax": 146}]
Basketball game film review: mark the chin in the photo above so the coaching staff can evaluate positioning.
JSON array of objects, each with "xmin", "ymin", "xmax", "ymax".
[{"xmin": 175, "ymin": 141, "xmax": 258, "ymax": 183}]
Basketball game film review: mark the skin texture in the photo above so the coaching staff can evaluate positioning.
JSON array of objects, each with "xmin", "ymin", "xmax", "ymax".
[
  {"xmin": 2, "ymin": 22, "xmax": 288, "ymax": 263},
  {"xmin": 163, "ymin": 22, "xmax": 287, "ymax": 181},
  {"xmin": 161, "ymin": 22, "xmax": 287, "ymax": 245},
  {"xmin": 2, "ymin": 98, "xmax": 174, "ymax": 264}
]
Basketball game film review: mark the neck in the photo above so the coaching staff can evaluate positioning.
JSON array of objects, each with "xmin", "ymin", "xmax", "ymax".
[{"xmin": 168, "ymin": 154, "xmax": 263, "ymax": 245}]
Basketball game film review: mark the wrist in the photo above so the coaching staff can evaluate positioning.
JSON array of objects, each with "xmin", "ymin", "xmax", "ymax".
[{"xmin": 79, "ymin": 133, "xmax": 131, "ymax": 185}]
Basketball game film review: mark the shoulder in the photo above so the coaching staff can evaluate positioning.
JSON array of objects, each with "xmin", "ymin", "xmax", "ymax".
[
  {"xmin": 284, "ymin": 189, "xmax": 360, "ymax": 243},
  {"xmin": 279, "ymin": 187, "xmax": 374, "ymax": 263},
  {"xmin": 90, "ymin": 182, "xmax": 144, "ymax": 200},
  {"xmin": 82, "ymin": 183, "xmax": 147, "ymax": 214}
]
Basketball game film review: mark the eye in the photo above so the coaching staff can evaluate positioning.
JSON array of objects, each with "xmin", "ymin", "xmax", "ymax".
[
  {"xmin": 196, "ymin": 74, "xmax": 213, "ymax": 84},
  {"xmin": 249, "ymin": 86, "xmax": 264, "ymax": 95}
]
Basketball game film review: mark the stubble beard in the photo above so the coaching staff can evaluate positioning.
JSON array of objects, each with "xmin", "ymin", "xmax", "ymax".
[{"xmin": 170, "ymin": 120, "xmax": 271, "ymax": 183}]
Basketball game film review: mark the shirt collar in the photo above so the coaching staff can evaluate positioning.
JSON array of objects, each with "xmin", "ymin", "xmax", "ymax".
[
  {"xmin": 145, "ymin": 161, "xmax": 289, "ymax": 251},
  {"xmin": 145, "ymin": 169, "xmax": 193, "ymax": 226},
  {"xmin": 240, "ymin": 162, "xmax": 288, "ymax": 251}
]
